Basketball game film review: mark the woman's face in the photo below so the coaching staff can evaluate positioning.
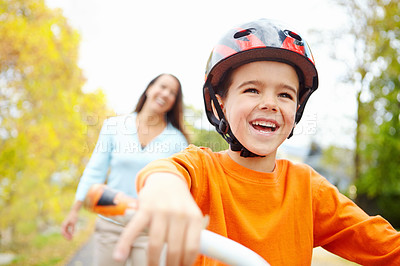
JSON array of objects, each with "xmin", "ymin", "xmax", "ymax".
[
  {"xmin": 145, "ymin": 74, "xmax": 179, "ymax": 114},
  {"xmin": 218, "ymin": 61, "xmax": 299, "ymax": 156}
]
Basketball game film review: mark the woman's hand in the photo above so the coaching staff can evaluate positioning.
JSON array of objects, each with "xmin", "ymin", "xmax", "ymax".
[
  {"xmin": 61, "ymin": 201, "xmax": 82, "ymax": 240},
  {"xmin": 113, "ymin": 173, "xmax": 204, "ymax": 266}
]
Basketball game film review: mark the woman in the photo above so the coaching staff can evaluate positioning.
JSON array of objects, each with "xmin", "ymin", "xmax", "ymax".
[{"xmin": 61, "ymin": 73, "xmax": 189, "ymax": 265}]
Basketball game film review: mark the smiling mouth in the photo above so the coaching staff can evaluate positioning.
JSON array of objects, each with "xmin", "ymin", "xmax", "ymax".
[
  {"xmin": 156, "ymin": 98, "xmax": 166, "ymax": 106},
  {"xmin": 251, "ymin": 121, "xmax": 278, "ymax": 132}
]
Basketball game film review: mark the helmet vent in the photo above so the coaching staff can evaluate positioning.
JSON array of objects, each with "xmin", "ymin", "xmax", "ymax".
[
  {"xmin": 234, "ymin": 28, "xmax": 255, "ymax": 39},
  {"xmin": 284, "ymin": 30, "xmax": 302, "ymax": 42}
]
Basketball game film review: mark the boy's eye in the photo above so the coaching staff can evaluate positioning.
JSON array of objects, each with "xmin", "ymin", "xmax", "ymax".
[
  {"xmin": 244, "ymin": 88, "xmax": 258, "ymax": 94},
  {"xmin": 279, "ymin": 93, "xmax": 294, "ymax": 99}
]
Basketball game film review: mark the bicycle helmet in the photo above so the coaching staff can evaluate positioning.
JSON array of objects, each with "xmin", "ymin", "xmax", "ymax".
[{"xmin": 203, "ymin": 18, "xmax": 319, "ymax": 157}]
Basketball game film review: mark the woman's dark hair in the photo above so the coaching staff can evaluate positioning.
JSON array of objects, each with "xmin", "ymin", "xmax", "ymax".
[{"xmin": 134, "ymin": 73, "xmax": 190, "ymax": 143}]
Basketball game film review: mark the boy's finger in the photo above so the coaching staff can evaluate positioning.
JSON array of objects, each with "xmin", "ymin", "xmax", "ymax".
[
  {"xmin": 113, "ymin": 213, "xmax": 149, "ymax": 262},
  {"xmin": 147, "ymin": 213, "xmax": 168, "ymax": 266},
  {"xmin": 166, "ymin": 216, "xmax": 186, "ymax": 266},
  {"xmin": 182, "ymin": 217, "xmax": 203, "ymax": 266}
]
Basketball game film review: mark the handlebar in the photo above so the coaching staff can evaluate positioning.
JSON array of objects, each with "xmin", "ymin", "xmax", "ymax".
[{"xmin": 84, "ymin": 184, "xmax": 269, "ymax": 266}]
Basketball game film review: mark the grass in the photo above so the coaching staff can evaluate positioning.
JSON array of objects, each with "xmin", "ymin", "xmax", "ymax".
[{"xmin": 5, "ymin": 211, "xmax": 96, "ymax": 266}]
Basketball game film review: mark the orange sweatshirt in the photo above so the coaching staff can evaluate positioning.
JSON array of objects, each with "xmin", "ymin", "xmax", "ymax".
[{"xmin": 137, "ymin": 145, "xmax": 400, "ymax": 265}]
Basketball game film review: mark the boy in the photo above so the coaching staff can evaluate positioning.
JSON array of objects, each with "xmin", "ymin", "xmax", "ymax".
[{"xmin": 113, "ymin": 19, "xmax": 400, "ymax": 265}]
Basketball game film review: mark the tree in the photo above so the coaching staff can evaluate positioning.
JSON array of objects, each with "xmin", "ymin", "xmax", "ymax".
[
  {"xmin": 191, "ymin": 127, "xmax": 229, "ymax": 152},
  {"xmin": 0, "ymin": 0, "xmax": 112, "ymax": 244},
  {"xmin": 335, "ymin": 0, "xmax": 400, "ymax": 225},
  {"xmin": 302, "ymin": 142, "xmax": 355, "ymax": 193},
  {"xmin": 184, "ymin": 104, "xmax": 228, "ymax": 152}
]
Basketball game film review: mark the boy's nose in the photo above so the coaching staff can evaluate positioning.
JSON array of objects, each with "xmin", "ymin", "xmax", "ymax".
[{"xmin": 259, "ymin": 96, "xmax": 278, "ymax": 111}]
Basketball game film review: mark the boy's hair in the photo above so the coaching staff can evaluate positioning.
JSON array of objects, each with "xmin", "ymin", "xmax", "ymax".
[{"xmin": 202, "ymin": 18, "xmax": 319, "ymax": 157}]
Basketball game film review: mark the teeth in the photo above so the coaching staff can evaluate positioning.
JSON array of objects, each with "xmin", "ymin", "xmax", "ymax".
[
  {"xmin": 156, "ymin": 98, "xmax": 165, "ymax": 105},
  {"xmin": 252, "ymin": 121, "xmax": 276, "ymax": 128}
]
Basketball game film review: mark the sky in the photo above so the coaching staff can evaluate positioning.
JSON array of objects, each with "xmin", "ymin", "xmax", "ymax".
[{"xmin": 45, "ymin": 0, "xmax": 357, "ymax": 150}]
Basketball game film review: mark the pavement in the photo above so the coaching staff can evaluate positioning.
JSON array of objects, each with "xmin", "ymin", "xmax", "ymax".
[
  {"xmin": 66, "ymin": 234, "xmax": 359, "ymax": 266},
  {"xmin": 66, "ymin": 235, "xmax": 95, "ymax": 266}
]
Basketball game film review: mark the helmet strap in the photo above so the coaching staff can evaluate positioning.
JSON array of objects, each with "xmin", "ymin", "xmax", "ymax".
[
  {"xmin": 287, "ymin": 127, "xmax": 295, "ymax": 139},
  {"xmin": 206, "ymin": 81, "xmax": 264, "ymax": 158},
  {"xmin": 287, "ymin": 87, "xmax": 314, "ymax": 139}
]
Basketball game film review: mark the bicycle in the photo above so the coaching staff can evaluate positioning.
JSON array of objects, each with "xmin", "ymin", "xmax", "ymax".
[{"xmin": 84, "ymin": 184, "xmax": 270, "ymax": 266}]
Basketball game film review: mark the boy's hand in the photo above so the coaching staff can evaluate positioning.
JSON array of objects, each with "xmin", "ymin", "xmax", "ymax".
[{"xmin": 113, "ymin": 173, "xmax": 204, "ymax": 266}]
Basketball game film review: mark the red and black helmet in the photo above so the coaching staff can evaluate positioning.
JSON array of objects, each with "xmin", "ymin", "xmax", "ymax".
[{"xmin": 203, "ymin": 18, "xmax": 319, "ymax": 157}]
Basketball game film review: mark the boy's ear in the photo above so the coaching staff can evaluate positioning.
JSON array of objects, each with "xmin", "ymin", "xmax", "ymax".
[
  {"xmin": 211, "ymin": 94, "xmax": 225, "ymax": 120},
  {"xmin": 216, "ymin": 94, "xmax": 224, "ymax": 110}
]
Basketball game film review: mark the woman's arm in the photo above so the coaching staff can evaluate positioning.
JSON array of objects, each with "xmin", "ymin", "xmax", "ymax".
[
  {"xmin": 61, "ymin": 200, "xmax": 83, "ymax": 240},
  {"xmin": 75, "ymin": 118, "xmax": 113, "ymax": 201},
  {"xmin": 61, "ymin": 118, "xmax": 112, "ymax": 240}
]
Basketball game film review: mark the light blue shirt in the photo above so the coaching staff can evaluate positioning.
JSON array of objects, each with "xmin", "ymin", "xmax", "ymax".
[{"xmin": 75, "ymin": 113, "xmax": 188, "ymax": 200}]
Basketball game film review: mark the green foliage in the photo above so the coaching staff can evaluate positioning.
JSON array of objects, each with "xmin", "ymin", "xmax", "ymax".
[
  {"xmin": 32, "ymin": 232, "xmax": 61, "ymax": 249},
  {"xmin": 35, "ymin": 257, "xmax": 63, "ymax": 266},
  {"xmin": 5, "ymin": 211, "xmax": 96, "ymax": 266},
  {"xmin": 320, "ymin": 145, "xmax": 354, "ymax": 177},
  {"xmin": 353, "ymin": 0, "xmax": 400, "ymax": 197},
  {"xmin": 337, "ymin": 0, "xmax": 400, "ymax": 224},
  {"xmin": 319, "ymin": 145, "xmax": 354, "ymax": 192},
  {"xmin": 184, "ymin": 104, "xmax": 229, "ymax": 152},
  {"xmin": 191, "ymin": 127, "xmax": 229, "ymax": 152},
  {"xmin": 0, "ymin": 0, "xmax": 112, "ymax": 245}
]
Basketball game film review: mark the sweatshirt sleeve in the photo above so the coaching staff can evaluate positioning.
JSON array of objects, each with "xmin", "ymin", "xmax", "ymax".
[
  {"xmin": 313, "ymin": 175, "xmax": 400, "ymax": 264},
  {"xmin": 74, "ymin": 118, "xmax": 113, "ymax": 201},
  {"xmin": 136, "ymin": 145, "xmax": 205, "ymax": 194}
]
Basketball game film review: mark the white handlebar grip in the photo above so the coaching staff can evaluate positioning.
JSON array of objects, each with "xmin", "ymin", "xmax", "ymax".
[{"xmin": 200, "ymin": 230, "xmax": 270, "ymax": 266}]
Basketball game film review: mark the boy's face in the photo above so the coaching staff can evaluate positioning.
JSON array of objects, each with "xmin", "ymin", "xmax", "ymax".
[{"xmin": 218, "ymin": 61, "xmax": 299, "ymax": 156}]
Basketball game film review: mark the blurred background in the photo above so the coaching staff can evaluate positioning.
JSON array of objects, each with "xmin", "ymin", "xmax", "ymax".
[{"xmin": 0, "ymin": 0, "xmax": 399, "ymax": 265}]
